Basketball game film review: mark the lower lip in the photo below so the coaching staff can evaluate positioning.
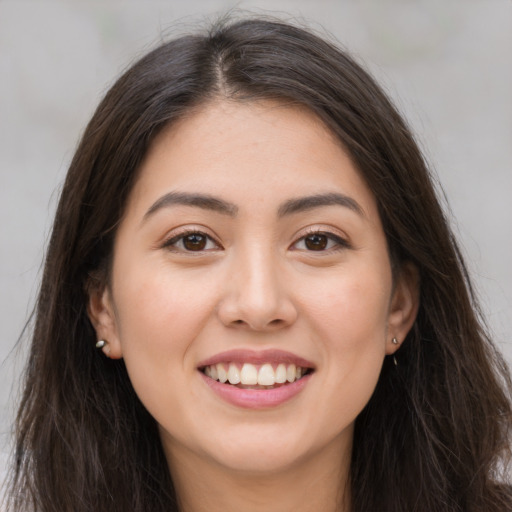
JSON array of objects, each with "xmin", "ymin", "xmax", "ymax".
[{"xmin": 200, "ymin": 372, "xmax": 312, "ymax": 409}]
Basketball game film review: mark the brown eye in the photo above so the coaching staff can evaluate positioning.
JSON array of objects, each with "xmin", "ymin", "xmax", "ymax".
[
  {"xmin": 164, "ymin": 231, "xmax": 219, "ymax": 252},
  {"xmin": 292, "ymin": 231, "xmax": 349, "ymax": 252},
  {"xmin": 304, "ymin": 233, "xmax": 328, "ymax": 250},
  {"xmin": 182, "ymin": 233, "xmax": 207, "ymax": 251}
]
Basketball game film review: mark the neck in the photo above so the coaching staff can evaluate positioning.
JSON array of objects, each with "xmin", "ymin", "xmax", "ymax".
[{"xmin": 165, "ymin": 438, "xmax": 352, "ymax": 512}]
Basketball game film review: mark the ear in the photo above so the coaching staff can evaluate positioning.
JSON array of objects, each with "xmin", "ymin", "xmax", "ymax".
[
  {"xmin": 87, "ymin": 284, "xmax": 123, "ymax": 359},
  {"xmin": 386, "ymin": 262, "xmax": 420, "ymax": 355}
]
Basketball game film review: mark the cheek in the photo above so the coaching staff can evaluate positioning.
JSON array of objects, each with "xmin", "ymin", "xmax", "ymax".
[
  {"xmin": 111, "ymin": 264, "xmax": 218, "ymax": 404},
  {"xmin": 306, "ymin": 266, "xmax": 391, "ymax": 344},
  {"xmin": 301, "ymin": 265, "xmax": 391, "ymax": 417},
  {"xmin": 114, "ymin": 261, "xmax": 217, "ymax": 344}
]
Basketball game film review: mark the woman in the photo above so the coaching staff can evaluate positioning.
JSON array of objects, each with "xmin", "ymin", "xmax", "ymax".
[{"xmin": 6, "ymin": 16, "xmax": 512, "ymax": 512}]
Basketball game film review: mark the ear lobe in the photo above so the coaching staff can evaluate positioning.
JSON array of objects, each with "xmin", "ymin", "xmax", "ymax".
[
  {"xmin": 87, "ymin": 285, "xmax": 123, "ymax": 359},
  {"xmin": 386, "ymin": 262, "xmax": 420, "ymax": 355}
]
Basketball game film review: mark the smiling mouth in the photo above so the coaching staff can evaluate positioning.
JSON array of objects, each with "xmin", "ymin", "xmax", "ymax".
[{"xmin": 200, "ymin": 362, "xmax": 314, "ymax": 389}]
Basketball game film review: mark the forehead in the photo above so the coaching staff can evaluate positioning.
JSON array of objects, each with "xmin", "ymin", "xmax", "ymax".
[{"xmin": 127, "ymin": 99, "xmax": 379, "ymax": 220}]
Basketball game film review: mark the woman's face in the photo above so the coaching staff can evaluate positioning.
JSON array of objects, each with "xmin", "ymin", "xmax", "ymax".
[{"xmin": 90, "ymin": 100, "xmax": 417, "ymax": 475}]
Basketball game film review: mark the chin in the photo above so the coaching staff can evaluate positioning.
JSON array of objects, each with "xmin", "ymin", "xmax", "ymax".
[
  {"xmin": 210, "ymin": 443, "xmax": 309, "ymax": 475},
  {"xmin": 196, "ymin": 422, "xmax": 344, "ymax": 475}
]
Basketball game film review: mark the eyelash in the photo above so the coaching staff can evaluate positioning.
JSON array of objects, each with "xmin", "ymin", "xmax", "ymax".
[
  {"xmin": 161, "ymin": 228, "xmax": 350, "ymax": 253},
  {"xmin": 162, "ymin": 229, "xmax": 221, "ymax": 253},
  {"xmin": 292, "ymin": 229, "xmax": 351, "ymax": 252}
]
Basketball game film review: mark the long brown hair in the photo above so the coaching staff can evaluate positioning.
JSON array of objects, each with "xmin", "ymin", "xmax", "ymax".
[{"xmin": 6, "ymin": 15, "xmax": 512, "ymax": 512}]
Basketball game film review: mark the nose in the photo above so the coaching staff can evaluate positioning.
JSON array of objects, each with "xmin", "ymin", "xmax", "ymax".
[{"xmin": 216, "ymin": 249, "xmax": 298, "ymax": 332}]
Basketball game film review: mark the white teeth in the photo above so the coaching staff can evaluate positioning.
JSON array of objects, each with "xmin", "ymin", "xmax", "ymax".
[
  {"xmin": 204, "ymin": 362, "xmax": 308, "ymax": 386},
  {"xmin": 217, "ymin": 364, "xmax": 228, "ymax": 383},
  {"xmin": 275, "ymin": 364, "xmax": 287, "ymax": 383},
  {"xmin": 227, "ymin": 363, "xmax": 241, "ymax": 384},
  {"xmin": 258, "ymin": 363, "xmax": 275, "ymax": 386},
  {"xmin": 240, "ymin": 363, "xmax": 258, "ymax": 385},
  {"xmin": 286, "ymin": 364, "xmax": 296, "ymax": 383}
]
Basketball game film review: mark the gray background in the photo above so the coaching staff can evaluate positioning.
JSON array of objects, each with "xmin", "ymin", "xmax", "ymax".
[{"xmin": 1, "ymin": 0, "xmax": 511, "ymax": 485}]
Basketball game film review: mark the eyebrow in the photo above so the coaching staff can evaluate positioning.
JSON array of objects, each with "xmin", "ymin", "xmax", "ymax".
[
  {"xmin": 142, "ymin": 191, "xmax": 364, "ymax": 223},
  {"xmin": 143, "ymin": 192, "xmax": 239, "ymax": 222},
  {"xmin": 277, "ymin": 193, "xmax": 365, "ymax": 218}
]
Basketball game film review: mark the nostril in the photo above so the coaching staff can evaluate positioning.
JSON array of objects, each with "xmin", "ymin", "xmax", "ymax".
[{"xmin": 229, "ymin": 318, "xmax": 286, "ymax": 330}]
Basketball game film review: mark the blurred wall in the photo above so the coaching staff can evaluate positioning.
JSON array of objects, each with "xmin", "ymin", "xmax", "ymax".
[{"xmin": 1, "ymin": 0, "xmax": 511, "ymax": 481}]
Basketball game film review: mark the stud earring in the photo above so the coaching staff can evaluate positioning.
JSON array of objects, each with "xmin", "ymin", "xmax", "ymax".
[
  {"xmin": 391, "ymin": 337, "xmax": 399, "ymax": 366},
  {"xmin": 95, "ymin": 339, "xmax": 111, "ymax": 357}
]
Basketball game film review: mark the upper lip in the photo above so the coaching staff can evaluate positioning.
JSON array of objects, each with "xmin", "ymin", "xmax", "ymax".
[{"xmin": 197, "ymin": 349, "xmax": 315, "ymax": 369}]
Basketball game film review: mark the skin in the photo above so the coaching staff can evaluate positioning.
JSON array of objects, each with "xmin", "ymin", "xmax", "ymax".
[{"xmin": 89, "ymin": 100, "xmax": 419, "ymax": 512}]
